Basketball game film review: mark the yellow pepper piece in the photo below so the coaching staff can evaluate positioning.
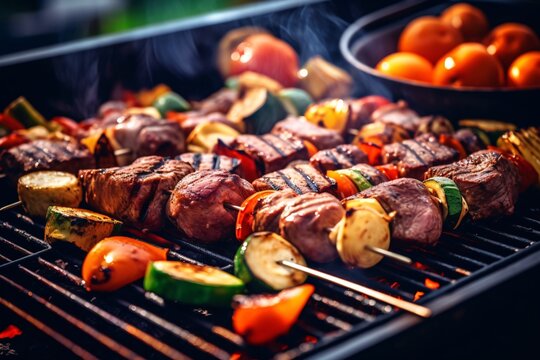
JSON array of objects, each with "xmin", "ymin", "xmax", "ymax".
[{"xmin": 304, "ymin": 98, "xmax": 349, "ymax": 133}]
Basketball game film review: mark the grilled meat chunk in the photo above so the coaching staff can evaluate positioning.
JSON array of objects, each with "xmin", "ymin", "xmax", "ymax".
[
  {"xmin": 371, "ymin": 101, "xmax": 421, "ymax": 135},
  {"xmin": 425, "ymin": 151, "xmax": 520, "ymax": 220},
  {"xmin": 415, "ymin": 115, "xmax": 454, "ymax": 137},
  {"xmin": 310, "ymin": 144, "xmax": 368, "ymax": 172},
  {"xmin": 350, "ymin": 178, "xmax": 443, "ymax": 245},
  {"xmin": 347, "ymin": 96, "xmax": 390, "ymax": 130},
  {"xmin": 176, "ymin": 153, "xmax": 241, "ymax": 173},
  {"xmin": 0, "ymin": 140, "xmax": 95, "ymax": 182},
  {"xmin": 351, "ymin": 163, "xmax": 389, "ymax": 185},
  {"xmin": 231, "ymin": 133, "xmax": 309, "ymax": 174},
  {"xmin": 253, "ymin": 163, "xmax": 336, "ymax": 195},
  {"xmin": 454, "ymin": 129, "xmax": 485, "ymax": 154},
  {"xmin": 253, "ymin": 190, "xmax": 298, "ymax": 233},
  {"xmin": 107, "ymin": 114, "xmax": 186, "ymax": 160},
  {"xmin": 382, "ymin": 134, "xmax": 458, "ymax": 179},
  {"xmin": 167, "ymin": 170, "xmax": 255, "ymax": 242},
  {"xmin": 191, "ymin": 88, "xmax": 238, "ymax": 115},
  {"xmin": 179, "ymin": 112, "xmax": 240, "ymax": 137},
  {"xmin": 80, "ymin": 156, "xmax": 193, "ymax": 230},
  {"xmin": 272, "ymin": 116, "xmax": 344, "ymax": 150},
  {"xmin": 279, "ymin": 192, "xmax": 343, "ymax": 262}
]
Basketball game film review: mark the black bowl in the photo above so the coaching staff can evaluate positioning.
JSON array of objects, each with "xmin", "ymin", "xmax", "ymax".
[{"xmin": 340, "ymin": 0, "xmax": 540, "ymax": 125}]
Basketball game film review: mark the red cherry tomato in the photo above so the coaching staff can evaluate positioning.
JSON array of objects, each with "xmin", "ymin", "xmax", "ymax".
[
  {"xmin": 229, "ymin": 34, "xmax": 299, "ymax": 88},
  {"xmin": 236, "ymin": 190, "xmax": 276, "ymax": 241}
]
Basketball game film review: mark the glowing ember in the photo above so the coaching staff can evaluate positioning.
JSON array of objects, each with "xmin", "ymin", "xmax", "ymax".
[
  {"xmin": 413, "ymin": 262, "xmax": 428, "ymax": 270},
  {"xmin": 0, "ymin": 325, "xmax": 22, "ymax": 339},
  {"xmin": 304, "ymin": 335, "xmax": 318, "ymax": 344},
  {"xmin": 413, "ymin": 291, "xmax": 425, "ymax": 302},
  {"xmin": 424, "ymin": 278, "xmax": 440, "ymax": 289}
]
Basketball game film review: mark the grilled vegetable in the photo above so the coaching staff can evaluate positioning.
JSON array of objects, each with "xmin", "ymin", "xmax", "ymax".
[
  {"xmin": 326, "ymin": 170, "xmax": 359, "ymax": 199},
  {"xmin": 137, "ymin": 84, "xmax": 171, "ymax": 107},
  {"xmin": 0, "ymin": 114, "xmax": 24, "ymax": 132},
  {"xmin": 497, "ymin": 128, "xmax": 540, "ymax": 187},
  {"xmin": 153, "ymin": 92, "xmax": 190, "ymax": 117},
  {"xmin": 17, "ymin": 171, "xmax": 83, "ymax": 218},
  {"xmin": 234, "ymin": 232, "xmax": 307, "ymax": 291},
  {"xmin": 144, "ymin": 261, "xmax": 245, "ymax": 306},
  {"xmin": 439, "ymin": 134, "xmax": 467, "ymax": 159},
  {"xmin": 0, "ymin": 132, "xmax": 29, "ymax": 150},
  {"xmin": 4, "ymin": 96, "xmax": 52, "ymax": 130},
  {"xmin": 187, "ymin": 122, "xmax": 240, "ymax": 153},
  {"xmin": 83, "ymin": 236, "xmax": 167, "ymax": 292},
  {"xmin": 353, "ymin": 122, "xmax": 409, "ymax": 146},
  {"xmin": 424, "ymin": 177, "xmax": 468, "ymax": 229},
  {"xmin": 227, "ymin": 87, "xmax": 287, "ymax": 134},
  {"xmin": 333, "ymin": 199, "xmax": 392, "ymax": 268},
  {"xmin": 232, "ymin": 284, "xmax": 314, "ymax": 345},
  {"xmin": 235, "ymin": 191, "xmax": 276, "ymax": 241},
  {"xmin": 304, "ymin": 99, "xmax": 349, "ymax": 134},
  {"xmin": 278, "ymin": 88, "xmax": 313, "ymax": 116},
  {"xmin": 376, "ymin": 164, "xmax": 400, "ymax": 180},
  {"xmin": 214, "ymin": 139, "xmax": 259, "ymax": 181},
  {"xmin": 236, "ymin": 71, "xmax": 283, "ymax": 93},
  {"xmin": 459, "ymin": 119, "xmax": 516, "ymax": 145},
  {"xmin": 44, "ymin": 207, "xmax": 122, "ymax": 251},
  {"xmin": 298, "ymin": 56, "xmax": 352, "ymax": 100},
  {"xmin": 336, "ymin": 169, "xmax": 372, "ymax": 191},
  {"xmin": 357, "ymin": 141, "xmax": 383, "ymax": 165}
]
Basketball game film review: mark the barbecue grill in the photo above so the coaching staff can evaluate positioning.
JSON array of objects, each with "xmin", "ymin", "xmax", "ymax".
[{"xmin": 1, "ymin": 0, "xmax": 540, "ymax": 358}]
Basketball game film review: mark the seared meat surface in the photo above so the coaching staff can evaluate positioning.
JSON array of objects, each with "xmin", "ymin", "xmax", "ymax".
[
  {"xmin": 310, "ymin": 144, "xmax": 368, "ymax": 172},
  {"xmin": 80, "ymin": 156, "xmax": 193, "ymax": 230},
  {"xmin": 272, "ymin": 116, "xmax": 344, "ymax": 150},
  {"xmin": 371, "ymin": 101, "xmax": 421, "ymax": 134},
  {"xmin": 350, "ymin": 178, "xmax": 443, "ymax": 245},
  {"xmin": 454, "ymin": 129, "xmax": 485, "ymax": 154},
  {"xmin": 1, "ymin": 140, "xmax": 95, "ymax": 182},
  {"xmin": 167, "ymin": 170, "xmax": 255, "ymax": 242},
  {"xmin": 382, "ymin": 134, "xmax": 458, "ymax": 179},
  {"xmin": 231, "ymin": 133, "xmax": 309, "ymax": 174},
  {"xmin": 176, "ymin": 153, "xmax": 240, "ymax": 173},
  {"xmin": 191, "ymin": 88, "xmax": 238, "ymax": 115},
  {"xmin": 110, "ymin": 114, "xmax": 186, "ymax": 160},
  {"xmin": 425, "ymin": 150, "xmax": 520, "ymax": 220},
  {"xmin": 279, "ymin": 192, "xmax": 344, "ymax": 262},
  {"xmin": 351, "ymin": 163, "xmax": 389, "ymax": 185},
  {"xmin": 253, "ymin": 163, "xmax": 336, "ymax": 195},
  {"xmin": 253, "ymin": 190, "xmax": 298, "ymax": 233}
]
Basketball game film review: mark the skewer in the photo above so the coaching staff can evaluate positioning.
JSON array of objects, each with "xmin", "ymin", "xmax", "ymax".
[
  {"xmin": 223, "ymin": 202, "xmax": 412, "ymax": 266},
  {"xmin": 114, "ymin": 148, "xmax": 133, "ymax": 157},
  {"xmin": 278, "ymin": 259, "xmax": 432, "ymax": 318}
]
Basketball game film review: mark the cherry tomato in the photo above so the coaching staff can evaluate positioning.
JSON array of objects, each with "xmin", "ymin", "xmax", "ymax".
[
  {"xmin": 229, "ymin": 33, "xmax": 299, "ymax": 88},
  {"xmin": 82, "ymin": 236, "xmax": 167, "ymax": 292},
  {"xmin": 236, "ymin": 190, "xmax": 276, "ymax": 241},
  {"xmin": 327, "ymin": 170, "xmax": 359, "ymax": 199},
  {"xmin": 376, "ymin": 52, "xmax": 433, "ymax": 83},
  {"xmin": 508, "ymin": 51, "xmax": 540, "ymax": 88}
]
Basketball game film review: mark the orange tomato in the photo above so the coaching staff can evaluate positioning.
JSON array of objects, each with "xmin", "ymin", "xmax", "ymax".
[
  {"xmin": 82, "ymin": 236, "xmax": 167, "ymax": 292},
  {"xmin": 399, "ymin": 16, "xmax": 463, "ymax": 64},
  {"xmin": 229, "ymin": 33, "xmax": 299, "ymax": 88},
  {"xmin": 376, "ymin": 52, "xmax": 433, "ymax": 83},
  {"xmin": 484, "ymin": 23, "xmax": 540, "ymax": 69},
  {"xmin": 433, "ymin": 43, "xmax": 504, "ymax": 87},
  {"xmin": 508, "ymin": 51, "xmax": 540, "ymax": 88},
  {"xmin": 440, "ymin": 3, "xmax": 489, "ymax": 42}
]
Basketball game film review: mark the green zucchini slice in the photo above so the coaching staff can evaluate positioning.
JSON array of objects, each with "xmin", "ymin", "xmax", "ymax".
[
  {"xmin": 44, "ymin": 206, "xmax": 122, "ymax": 251},
  {"xmin": 144, "ymin": 261, "xmax": 245, "ymax": 307},
  {"xmin": 423, "ymin": 177, "xmax": 467, "ymax": 229},
  {"xmin": 234, "ymin": 232, "xmax": 307, "ymax": 291},
  {"xmin": 336, "ymin": 169, "xmax": 372, "ymax": 191}
]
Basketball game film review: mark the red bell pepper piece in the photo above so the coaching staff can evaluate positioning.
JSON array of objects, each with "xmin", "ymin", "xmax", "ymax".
[
  {"xmin": 51, "ymin": 116, "xmax": 81, "ymax": 137},
  {"xmin": 0, "ymin": 114, "xmax": 25, "ymax": 131},
  {"xmin": 0, "ymin": 133, "xmax": 29, "ymax": 150},
  {"xmin": 327, "ymin": 170, "xmax": 360, "ymax": 199},
  {"xmin": 214, "ymin": 139, "xmax": 259, "ymax": 182},
  {"xmin": 232, "ymin": 284, "xmax": 314, "ymax": 345},
  {"xmin": 439, "ymin": 134, "xmax": 467, "ymax": 159},
  {"xmin": 358, "ymin": 141, "xmax": 382, "ymax": 165},
  {"xmin": 376, "ymin": 164, "xmax": 400, "ymax": 181},
  {"xmin": 235, "ymin": 190, "xmax": 276, "ymax": 241}
]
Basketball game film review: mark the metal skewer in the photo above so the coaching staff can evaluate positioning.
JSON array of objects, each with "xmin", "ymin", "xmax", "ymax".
[
  {"xmin": 223, "ymin": 202, "xmax": 412, "ymax": 265},
  {"xmin": 278, "ymin": 259, "xmax": 432, "ymax": 318},
  {"xmin": 0, "ymin": 200, "xmax": 22, "ymax": 212},
  {"xmin": 114, "ymin": 148, "xmax": 133, "ymax": 157}
]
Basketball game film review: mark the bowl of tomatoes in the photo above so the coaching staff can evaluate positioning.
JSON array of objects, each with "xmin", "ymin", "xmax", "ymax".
[{"xmin": 340, "ymin": 0, "xmax": 540, "ymax": 123}]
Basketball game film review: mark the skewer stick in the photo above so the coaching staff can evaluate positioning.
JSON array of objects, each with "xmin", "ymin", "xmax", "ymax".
[
  {"xmin": 114, "ymin": 148, "xmax": 133, "ymax": 157},
  {"xmin": 223, "ymin": 202, "xmax": 411, "ymax": 266},
  {"xmin": 0, "ymin": 200, "xmax": 22, "ymax": 212},
  {"xmin": 278, "ymin": 259, "xmax": 432, "ymax": 318}
]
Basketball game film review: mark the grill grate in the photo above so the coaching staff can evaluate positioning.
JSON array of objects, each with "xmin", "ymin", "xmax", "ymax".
[{"xmin": 0, "ymin": 191, "xmax": 539, "ymax": 359}]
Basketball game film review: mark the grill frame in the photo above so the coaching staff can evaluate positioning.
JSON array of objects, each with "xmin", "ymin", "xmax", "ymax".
[{"xmin": 1, "ymin": 0, "xmax": 540, "ymax": 358}]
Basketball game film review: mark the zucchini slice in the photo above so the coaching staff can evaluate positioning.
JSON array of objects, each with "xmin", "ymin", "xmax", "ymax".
[
  {"xmin": 144, "ymin": 261, "xmax": 245, "ymax": 307},
  {"xmin": 423, "ymin": 177, "xmax": 467, "ymax": 229},
  {"xmin": 18, "ymin": 171, "xmax": 83, "ymax": 218},
  {"xmin": 234, "ymin": 232, "xmax": 307, "ymax": 291},
  {"xmin": 336, "ymin": 169, "xmax": 372, "ymax": 191},
  {"xmin": 334, "ymin": 198, "xmax": 392, "ymax": 268},
  {"xmin": 44, "ymin": 206, "xmax": 122, "ymax": 251},
  {"xmin": 278, "ymin": 88, "xmax": 313, "ymax": 116}
]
